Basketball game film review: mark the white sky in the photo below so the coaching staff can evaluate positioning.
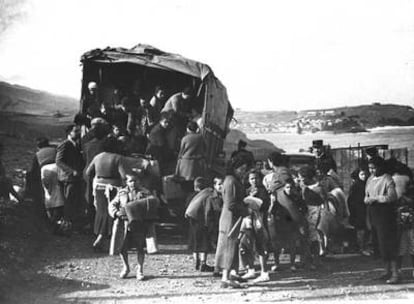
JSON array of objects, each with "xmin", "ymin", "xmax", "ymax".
[{"xmin": 1, "ymin": 0, "xmax": 414, "ymax": 111}]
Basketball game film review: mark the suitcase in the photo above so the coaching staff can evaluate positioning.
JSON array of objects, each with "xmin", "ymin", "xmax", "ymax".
[{"xmin": 162, "ymin": 175, "xmax": 186, "ymax": 200}]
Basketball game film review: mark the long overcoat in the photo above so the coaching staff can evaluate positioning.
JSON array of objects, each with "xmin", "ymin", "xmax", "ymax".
[
  {"xmin": 215, "ymin": 175, "xmax": 249, "ymax": 271},
  {"xmin": 175, "ymin": 133, "xmax": 206, "ymax": 181}
]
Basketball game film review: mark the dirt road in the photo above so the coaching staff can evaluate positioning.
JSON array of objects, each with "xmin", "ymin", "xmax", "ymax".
[{"xmin": 2, "ymin": 222, "xmax": 414, "ymax": 304}]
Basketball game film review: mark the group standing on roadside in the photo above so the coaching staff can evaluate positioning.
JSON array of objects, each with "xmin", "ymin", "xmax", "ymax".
[{"xmin": 3, "ymin": 81, "xmax": 412, "ymax": 288}]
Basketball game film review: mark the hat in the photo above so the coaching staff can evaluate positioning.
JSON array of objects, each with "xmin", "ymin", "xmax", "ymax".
[
  {"xmin": 238, "ymin": 140, "xmax": 247, "ymax": 148},
  {"xmin": 91, "ymin": 117, "xmax": 107, "ymax": 126},
  {"xmin": 365, "ymin": 146, "xmax": 378, "ymax": 157},
  {"xmin": 194, "ymin": 177, "xmax": 211, "ymax": 190},
  {"xmin": 312, "ymin": 140, "xmax": 323, "ymax": 148},
  {"xmin": 88, "ymin": 81, "xmax": 98, "ymax": 89}
]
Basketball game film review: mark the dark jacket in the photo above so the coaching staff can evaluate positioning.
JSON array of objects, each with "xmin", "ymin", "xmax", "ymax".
[
  {"xmin": 56, "ymin": 139, "xmax": 84, "ymax": 182},
  {"xmin": 146, "ymin": 123, "xmax": 173, "ymax": 163},
  {"xmin": 348, "ymin": 179, "xmax": 367, "ymax": 229},
  {"xmin": 175, "ymin": 133, "xmax": 206, "ymax": 181}
]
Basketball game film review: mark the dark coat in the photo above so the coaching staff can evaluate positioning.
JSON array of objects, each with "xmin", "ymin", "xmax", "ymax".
[
  {"xmin": 83, "ymin": 138, "xmax": 105, "ymax": 170},
  {"xmin": 348, "ymin": 179, "xmax": 367, "ymax": 230},
  {"xmin": 175, "ymin": 133, "xmax": 206, "ymax": 181},
  {"xmin": 56, "ymin": 139, "xmax": 84, "ymax": 182},
  {"xmin": 146, "ymin": 123, "xmax": 173, "ymax": 164},
  {"xmin": 215, "ymin": 175, "xmax": 249, "ymax": 271}
]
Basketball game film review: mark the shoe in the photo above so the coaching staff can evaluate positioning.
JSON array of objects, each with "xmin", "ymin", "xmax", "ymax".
[
  {"xmin": 119, "ymin": 267, "xmax": 130, "ymax": 279},
  {"xmin": 230, "ymin": 274, "xmax": 247, "ymax": 283},
  {"xmin": 200, "ymin": 264, "xmax": 214, "ymax": 272},
  {"xmin": 386, "ymin": 275, "xmax": 399, "ymax": 284},
  {"xmin": 361, "ymin": 250, "xmax": 372, "ymax": 257},
  {"xmin": 220, "ymin": 280, "xmax": 243, "ymax": 289},
  {"xmin": 213, "ymin": 271, "xmax": 221, "ymax": 277},
  {"xmin": 271, "ymin": 265, "xmax": 279, "ymax": 272},
  {"xmin": 375, "ymin": 272, "xmax": 391, "ymax": 281},
  {"xmin": 252, "ymin": 272, "xmax": 270, "ymax": 283},
  {"xmin": 241, "ymin": 270, "xmax": 256, "ymax": 280},
  {"xmin": 136, "ymin": 272, "xmax": 145, "ymax": 281}
]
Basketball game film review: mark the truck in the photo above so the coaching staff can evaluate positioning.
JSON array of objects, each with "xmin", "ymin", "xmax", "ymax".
[{"xmin": 79, "ymin": 44, "xmax": 234, "ymax": 218}]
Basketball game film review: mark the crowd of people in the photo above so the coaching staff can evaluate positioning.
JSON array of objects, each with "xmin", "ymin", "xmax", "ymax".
[
  {"xmin": 1, "ymin": 82, "xmax": 413, "ymax": 289},
  {"xmin": 182, "ymin": 142, "xmax": 414, "ymax": 288}
]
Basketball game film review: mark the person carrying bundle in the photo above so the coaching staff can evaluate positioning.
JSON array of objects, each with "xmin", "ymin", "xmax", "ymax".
[{"xmin": 108, "ymin": 173, "xmax": 160, "ymax": 281}]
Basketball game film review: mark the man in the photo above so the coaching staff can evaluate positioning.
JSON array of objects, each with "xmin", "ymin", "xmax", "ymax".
[
  {"xmin": 146, "ymin": 113, "xmax": 174, "ymax": 174},
  {"xmin": 150, "ymin": 86, "xmax": 167, "ymax": 116},
  {"xmin": 29, "ymin": 137, "xmax": 57, "ymax": 224},
  {"xmin": 230, "ymin": 140, "xmax": 255, "ymax": 169},
  {"xmin": 0, "ymin": 143, "xmax": 23, "ymax": 203},
  {"xmin": 56, "ymin": 124, "xmax": 85, "ymax": 226},
  {"xmin": 312, "ymin": 140, "xmax": 337, "ymax": 172},
  {"xmin": 161, "ymin": 87, "xmax": 195, "ymax": 136},
  {"xmin": 81, "ymin": 81, "xmax": 101, "ymax": 118}
]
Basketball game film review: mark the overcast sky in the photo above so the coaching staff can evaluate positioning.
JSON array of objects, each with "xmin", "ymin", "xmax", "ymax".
[{"xmin": 1, "ymin": 0, "xmax": 414, "ymax": 111}]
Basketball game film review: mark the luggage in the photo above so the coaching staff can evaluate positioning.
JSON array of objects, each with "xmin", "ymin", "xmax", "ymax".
[
  {"xmin": 145, "ymin": 222, "xmax": 159, "ymax": 254},
  {"xmin": 162, "ymin": 175, "xmax": 186, "ymax": 200}
]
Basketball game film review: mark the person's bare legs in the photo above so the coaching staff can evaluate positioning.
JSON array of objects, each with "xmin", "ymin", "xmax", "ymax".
[
  {"xmin": 136, "ymin": 249, "xmax": 145, "ymax": 280},
  {"xmin": 193, "ymin": 252, "xmax": 200, "ymax": 270},
  {"xmin": 93, "ymin": 234, "xmax": 103, "ymax": 249},
  {"xmin": 119, "ymin": 249, "xmax": 130, "ymax": 278}
]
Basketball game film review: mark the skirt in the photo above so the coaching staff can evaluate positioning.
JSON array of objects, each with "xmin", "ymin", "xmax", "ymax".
[
  {"xmin": 306, "ymin": 205, "xmax": 322, "ymax": 243},
  {"xmin": 93, "ymin": 187, "xmax": 116, "ymax": 236},
  {"xmin": 369, "ymin": 203, "xmax": 398, "ymax": 261},
  {"xmin": 188, "ymin": 219, "xmax": 211, "ymax": 253},
  {"xmin": 398, "ymin": 228, "xmax": 414, "ymax": 256}
]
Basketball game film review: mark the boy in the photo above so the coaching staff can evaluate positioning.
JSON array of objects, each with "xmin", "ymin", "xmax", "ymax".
[{"xmin": 108, "ymin": 174, "xmax": 159, "ymax": 281}]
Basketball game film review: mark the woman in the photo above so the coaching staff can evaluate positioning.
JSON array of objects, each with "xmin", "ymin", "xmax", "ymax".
[
  {"xmin": 175, "ymin": 121, "xmax": 206, "ymax": 191},
  {"xmin": 392, "ymin": 162, "xmax": 414, "ymax": 276},
  {"xmin": 364, "ymin": 156, "xmax": 399, "ymax": 284},
  {"xmin": 215, "ymin": 156, "xmax": 250, "ymax": 289},
  {"xmin": 86, "ymin": 137, "xmax": 126, "ymax": 251},
  {"xmin": 348, "ymin": 168, "xmax": 369, "ymax": 254},
  {"xmin": 185, "ymin": 177, "xmax": 217, "ymax": 272}
]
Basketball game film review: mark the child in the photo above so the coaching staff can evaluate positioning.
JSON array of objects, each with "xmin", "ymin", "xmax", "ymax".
[
  {"xmin": 185, "ymin": 177, "xmax": 217, "ymax": 272},
  {"xmin": 108, "ymin": 174, "xmax": 159, "ymax": 281},
  {"xmin": 298, "ymin": 166, "xmax": 327, "ymax": 270},
  {"xmin": 348, "ymin": 168, "xmax": 369, "ymax": 255},
  {"xmin": 268, "ymin": 178, "xmax": 304, "ymax": 272},
  {"xmin": 210, "ymin": 176, "xmax": 224, "ymax": 276},
  {"xmin": 240, "ymin": 169, "xmax": 270, "ymax": 283}
]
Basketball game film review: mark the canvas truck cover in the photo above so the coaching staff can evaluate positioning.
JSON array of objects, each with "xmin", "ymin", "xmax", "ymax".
[{"xmin": 80, "ymin": 43, "xmax": 233, "ymax": 166}]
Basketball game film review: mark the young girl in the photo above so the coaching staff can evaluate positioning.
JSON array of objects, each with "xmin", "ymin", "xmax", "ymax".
[
  {"xmin": 298, "ymin": 166, "xmax": 326, "ymax": 270},
  {"xmin": 185, "ymin": 177, "xmax": 217, "ymax": 272},
  {"xmin": 108, "ymin": 174, "xmax": 159, "ymax": 281},
  {"xmin": 269, "ymin": 178, "xmax": 304, "ymax": 271},
  {"xmin": 348, "ymin": 168, "xmax": 369, "ymax": 255},
  {"xmin": 239, "ymin": 169, "xmax": 270, "ymax": 283}
]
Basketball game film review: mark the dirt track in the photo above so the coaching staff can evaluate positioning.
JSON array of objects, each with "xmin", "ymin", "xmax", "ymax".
[{"xmin": 2, "ymin": 222, "xmax": 414, "ymax": 304}]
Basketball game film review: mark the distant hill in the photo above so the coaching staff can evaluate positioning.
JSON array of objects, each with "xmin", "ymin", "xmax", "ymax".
[
  {"xmin": 0, "ymin": 81, "xmax": 78, "ymax": 116},
  {"xmin": 235, "ymin": 103, "xmax": 414, "ymax": 129}
]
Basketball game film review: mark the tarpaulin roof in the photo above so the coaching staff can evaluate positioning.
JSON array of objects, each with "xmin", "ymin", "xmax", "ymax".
[{"xmin": 81, "ymin": 44, "xmax": 213, "ymax": 80}]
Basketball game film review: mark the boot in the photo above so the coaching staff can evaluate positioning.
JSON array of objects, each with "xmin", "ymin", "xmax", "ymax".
[
  {"xmin": 376, "ymin": 261, "xmax": 391, "ymax": 280},
  {"xmin": 386, "ymin": 260, "xmax": 400, "ymax": 284}
]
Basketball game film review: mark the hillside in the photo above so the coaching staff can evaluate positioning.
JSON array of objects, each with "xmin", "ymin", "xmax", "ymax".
[
  {"xmin": 0, "ymin": 81, "xmax": 78, "ymax": 116},
  {"xmin": 234, "ymin": 103, "xmax": 414, "ymax": 133}
]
